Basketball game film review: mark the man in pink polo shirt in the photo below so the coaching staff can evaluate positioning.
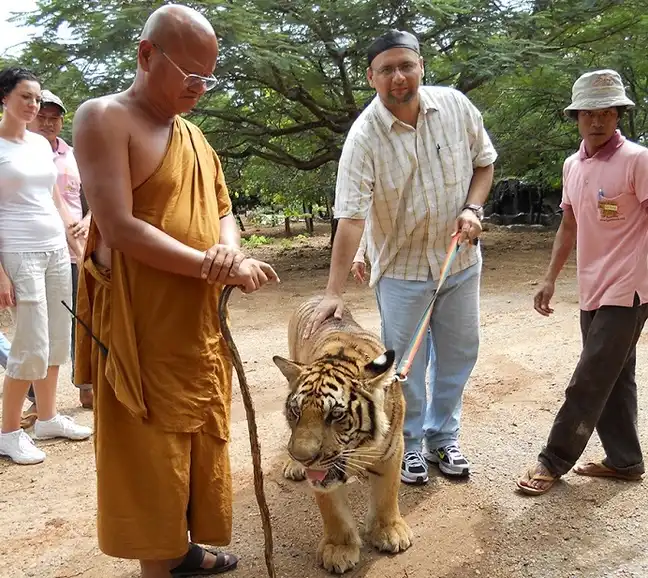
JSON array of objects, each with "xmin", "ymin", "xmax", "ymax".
[
  {"xmin": 26, "ymin": 90, "xmax": 93, "ymax": 410},
  {"xmin": 517, "ymin": 69, "xmax": 648, "ymax": 495}
]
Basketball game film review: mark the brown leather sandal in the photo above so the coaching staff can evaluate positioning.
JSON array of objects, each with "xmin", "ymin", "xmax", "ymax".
[
  {"xmin": 573, "ymin": 462, "xmax": 643, "ymax": 481},
  {"xmin": 516, "ymin": 464, "xmax": 559, "ymax": 495},
  {"xmin": 20, "ymin": 403, "xmax": 37, "ymax": 429},
  {"xmin": 170, "ymin": 543, "xmax": 239, "ymax": 576}
]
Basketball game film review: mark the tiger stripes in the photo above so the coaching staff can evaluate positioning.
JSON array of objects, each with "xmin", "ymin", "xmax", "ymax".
[{"xmin": 272, "ymin": 295, "xmax": 413, "ymax": 574}]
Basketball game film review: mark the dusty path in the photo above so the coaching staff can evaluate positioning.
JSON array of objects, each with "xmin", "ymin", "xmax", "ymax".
[{"xmin": 1, "ymin": 227, "xmax": 646, "ymax": 578}]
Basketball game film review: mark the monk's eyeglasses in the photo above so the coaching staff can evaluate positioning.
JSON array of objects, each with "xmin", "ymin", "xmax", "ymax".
[{"xmin": 153, "ymin": 43, "xmax": 218, "ymax": 92}]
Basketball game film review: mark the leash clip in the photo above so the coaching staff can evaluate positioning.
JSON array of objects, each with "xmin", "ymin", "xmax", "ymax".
[{"xmin": 392, "ymin": 373, "xmax": 408, "ymax": 383}]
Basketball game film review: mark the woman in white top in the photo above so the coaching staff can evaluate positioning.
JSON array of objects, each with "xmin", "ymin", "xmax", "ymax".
[{"xmin": 0, "ymin": 67, "xmax": 92, "ymax": 465}]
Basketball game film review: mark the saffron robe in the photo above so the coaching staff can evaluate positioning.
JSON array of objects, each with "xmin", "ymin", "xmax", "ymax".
[{"xmin": 74, "ymin": 116, "xmax": 234, "ymax": 558}]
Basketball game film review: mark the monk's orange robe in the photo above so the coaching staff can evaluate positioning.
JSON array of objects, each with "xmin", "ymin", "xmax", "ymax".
[{"xmin": 75, "ymin": 116, "xmax": 234, "ymax": 560}]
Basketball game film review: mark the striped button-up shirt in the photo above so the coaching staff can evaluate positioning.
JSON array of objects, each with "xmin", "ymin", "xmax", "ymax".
[{"xmin": 335, "ymin": 85, "xmax": 498, "ymax": 288}]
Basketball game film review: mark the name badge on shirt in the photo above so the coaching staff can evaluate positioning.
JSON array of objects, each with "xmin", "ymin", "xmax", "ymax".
[
  {"xmin": 598, "ymin": 200, "xmax": 618, "ymax": 218},
  {"xmin": 597, "ymin": 188, "xmax": 624, "ymax": 222}
]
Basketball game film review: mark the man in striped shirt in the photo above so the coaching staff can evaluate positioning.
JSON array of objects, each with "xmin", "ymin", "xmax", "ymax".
[{"xmin": 305, "ymin": 29, "xmax": 497, "ymax": 484}]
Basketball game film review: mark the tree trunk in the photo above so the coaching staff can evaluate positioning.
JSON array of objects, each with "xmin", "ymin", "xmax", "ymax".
[
  {"xmin": 626, "ymin": 108, "xmax": 637, "ymax": 141},
  {"xmin": 284, "ymin": 217, "xmax": 291, "ymax": 236},
  {"xmin": 305, "ymin": 203, "xmax": 314, "ymax": 234},
  {"xmin": 324, "ymin": 195, "xmax": 332, "ymax": 220},
  {"xmin": 236, "ymin": 213, "xmax": 245, "ymax": 231},
  {"xmin": 330, "ymin": 217, "xmax": 338, "ymax": 247}
]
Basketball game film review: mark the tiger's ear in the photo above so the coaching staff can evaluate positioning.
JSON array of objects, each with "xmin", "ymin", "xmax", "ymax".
[
  {"xmin": 272, "ymin": 356, "xmax": 305, "ymax": 385},
  {"xmin": 361, "ymin": 350, "xmax": 395, "ymax": 387}
]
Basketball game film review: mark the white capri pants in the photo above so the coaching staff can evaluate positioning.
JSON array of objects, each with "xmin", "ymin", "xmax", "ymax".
[{"xmin": 1, "ymin": 248, "xmax": 72, "ymax": 381}]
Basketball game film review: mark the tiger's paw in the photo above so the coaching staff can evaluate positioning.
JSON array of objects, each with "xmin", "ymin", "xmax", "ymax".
[
  {"xmin": 283, "ymin": 458, "xmax": 306, "ymax": 481},
  {"xmin": 367, "ymin": 516, "xmax": 413, "ymax": 553},
  {"xmin": 316, "ymin": 539, "xmax": 360, "ymax": 574}
]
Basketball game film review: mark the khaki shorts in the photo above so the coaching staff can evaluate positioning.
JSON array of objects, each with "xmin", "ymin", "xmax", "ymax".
[{"xmin": 0, "ymin": 248, "xmax": 72, "ymax": 381}]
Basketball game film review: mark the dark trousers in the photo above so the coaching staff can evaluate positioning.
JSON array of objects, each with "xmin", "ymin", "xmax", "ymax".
[
  {"xmin": 539, "ymin": 293, "xmax": 648, "ymax": 477},
  {"xmin": 27, "ymin": 263, "xmax": 80, "ymax": 403}
]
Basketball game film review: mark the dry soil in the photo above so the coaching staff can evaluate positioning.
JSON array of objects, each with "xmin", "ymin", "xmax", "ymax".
[{"xmin": 1, "ymin": 225, "xmax": 646, "ymax": 578}]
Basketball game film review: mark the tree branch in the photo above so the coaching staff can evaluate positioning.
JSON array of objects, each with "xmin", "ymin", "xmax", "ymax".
[
  {"xmin": 191, "ymin": 108, "xmax": 334, "ymax": 137},
  {"xmin": 219, "ymin": 144, "xmax": 341, "ymax": 170}
]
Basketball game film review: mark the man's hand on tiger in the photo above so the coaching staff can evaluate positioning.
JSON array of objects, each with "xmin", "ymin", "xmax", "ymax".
[
  {"xmin": 201, "ymin": 244, "xmax": 246, "ymax": 285},
  {"xmin": 303, "ymin": 293, "xmax": 344, "ymax": 339},
  {"xmin": 230, "ymin": 258, "xmax": 280, "ymax": 294}
]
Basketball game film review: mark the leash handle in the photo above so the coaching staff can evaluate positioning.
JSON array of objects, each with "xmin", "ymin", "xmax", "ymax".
[{"xmin": 394, "ymin": 232, "xmax": 473, "ymax": 382}]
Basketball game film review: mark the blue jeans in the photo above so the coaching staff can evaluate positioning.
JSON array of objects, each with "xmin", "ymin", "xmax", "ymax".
[
  {"xmin": 0, "ymin": 330, "xmax": 10, "ymax": 369},
  {"xmin": 375, "ymin": 262, "xmax": 481, "ymax": 452},
  {"xmin": 1, "ymin": 333, "xmax": 37, "ymax": 399}
]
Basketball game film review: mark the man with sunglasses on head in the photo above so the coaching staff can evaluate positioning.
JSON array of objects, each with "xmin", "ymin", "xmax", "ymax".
[
  {"xmin": 71, "ymin": 4, "xmax": 278, "ymax": 578},
  {"xmin": 305, "ymin": 29, "xmax": 497, "ymax": 486}
]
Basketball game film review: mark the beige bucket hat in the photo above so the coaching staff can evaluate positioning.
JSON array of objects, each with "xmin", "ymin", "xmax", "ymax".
[
  {"xmin": 40, "ymin": 89, "xmax": 67, "ymax": 114},
  {"xmin": 564, "ymin": 69, "xmax": 635, "ymax": 113}
]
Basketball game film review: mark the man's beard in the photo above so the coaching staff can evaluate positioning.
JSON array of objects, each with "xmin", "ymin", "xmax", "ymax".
[{"xmin": 387, "ymin": 90, "xmax": 415, "ymax": 105}]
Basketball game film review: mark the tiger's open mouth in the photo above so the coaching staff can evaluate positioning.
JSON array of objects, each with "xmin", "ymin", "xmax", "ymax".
[{"xmin": 305, "ymin": 458, "xmax": 348, "ymax": 489}]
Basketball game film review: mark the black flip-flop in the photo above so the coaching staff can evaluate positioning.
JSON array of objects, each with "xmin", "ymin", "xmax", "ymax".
[{"xmin": 171, "ymin": 543, "xmax": 239, "ymax": 576}]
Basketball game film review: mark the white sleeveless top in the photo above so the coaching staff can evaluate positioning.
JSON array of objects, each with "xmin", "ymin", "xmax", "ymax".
[{"xmin": 0, "ymin": 131, "xmax": 66, "ymax": 253}]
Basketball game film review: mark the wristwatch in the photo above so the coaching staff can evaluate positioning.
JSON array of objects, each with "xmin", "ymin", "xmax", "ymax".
[{"xmin": 462, "ymin": 203, "xmax": 484, "ymax": 221}]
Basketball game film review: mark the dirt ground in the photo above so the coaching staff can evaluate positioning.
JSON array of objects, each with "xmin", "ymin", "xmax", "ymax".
[{"xmin": 1, "ymin": 225, "xmax": 647, "ymax": 578}]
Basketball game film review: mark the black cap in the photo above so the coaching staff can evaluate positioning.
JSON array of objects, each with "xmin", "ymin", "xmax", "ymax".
[{"xmin": 367, "ymin": 29, "xmax": 420, "ymax": 66}]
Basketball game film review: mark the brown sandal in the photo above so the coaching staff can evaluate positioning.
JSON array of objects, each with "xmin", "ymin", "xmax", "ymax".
[
  {"xmin": 516, "ymin": 465, "xmax": 559, "ymax": 496},
  {"xmin": 20, "ymin": 403, "xmax": 38, "ymax": 429},
  {"xmin": 573, "ymin": 462, "xmax": 643, "ymax": 481}
]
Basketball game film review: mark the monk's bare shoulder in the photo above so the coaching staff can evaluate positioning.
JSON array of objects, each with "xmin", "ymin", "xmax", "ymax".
[
  {"xmin": 73, "ymin": 93, "xmax": 132, "ymax": 144},
  {"xmin": 72, "ymin": 94, "xmax": 134, "ymax": 210}
]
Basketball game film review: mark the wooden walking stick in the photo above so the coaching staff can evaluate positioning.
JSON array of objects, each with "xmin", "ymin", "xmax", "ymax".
[
  {"xmin": 64, "ymin": 288, "xmax": 278, "ymax": 577},
  {"xmin": 218, "ymin": 285, "xmax": 276, "ymax": 578}
]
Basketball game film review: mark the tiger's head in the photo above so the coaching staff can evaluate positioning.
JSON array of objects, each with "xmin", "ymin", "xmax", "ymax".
[{"xmin": 272, "ymin": 349, "xmax": 396, "ymax": 491}]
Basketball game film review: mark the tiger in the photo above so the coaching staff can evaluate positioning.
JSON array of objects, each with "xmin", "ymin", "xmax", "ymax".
[{"xmin": 272, "ymin": 296, "xmax": 413, "ymax": 574}]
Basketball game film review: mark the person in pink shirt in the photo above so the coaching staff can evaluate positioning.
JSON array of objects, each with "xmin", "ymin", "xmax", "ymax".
[
  {"xmin": 26, "ymin": 90, "xmax": 93, "ymax": 410},
  {"xmin": 517, "ymin": 69, "xmax": 648, "ymax": 495}
]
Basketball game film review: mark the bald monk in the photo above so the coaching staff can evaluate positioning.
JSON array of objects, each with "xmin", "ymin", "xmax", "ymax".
[{"xmin": 71, "ymin": 5, "xmax": 278, "ymax": 577}]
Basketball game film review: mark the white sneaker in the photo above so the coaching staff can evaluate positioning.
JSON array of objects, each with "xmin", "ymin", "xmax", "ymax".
[
  {"xmin": 33, "ymin": 414, "xmax": 92, "ymax": 441},
  {"xmin": 424, "ymin": 444, "xmax": 471, "ymax": 477},
  {"xmin": 0, "ymin": 429, "xmax": 46, "ymax": 465},
  {"xmin": 401, "ymin": 449, "xmax": 429, "ymax": 485}
]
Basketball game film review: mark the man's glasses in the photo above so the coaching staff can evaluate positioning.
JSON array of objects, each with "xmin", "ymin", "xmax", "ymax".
[
  {"xmin": 374, "ymin": 61, "xmax": 419, "ymax": 78},
  {"xmin": 153, "ymin": 43, "xmax": 217, "ymax": 92}
]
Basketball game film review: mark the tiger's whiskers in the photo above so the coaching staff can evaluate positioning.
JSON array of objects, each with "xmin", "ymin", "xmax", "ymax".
[{"xmin": 337, "ymin": 461, "xmax": 366, "ymax": 478}]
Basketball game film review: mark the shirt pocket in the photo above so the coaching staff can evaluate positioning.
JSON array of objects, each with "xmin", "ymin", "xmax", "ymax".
[
  {"xmin": 437, "ymin": 142, "xmax": 464, "ymax": 187},
  {"xmin": 596, "ymin": 192, "xmax": 637, "ymax": 224}
]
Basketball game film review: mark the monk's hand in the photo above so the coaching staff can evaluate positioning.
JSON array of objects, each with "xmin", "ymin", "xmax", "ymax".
[
  {"xmin": 233, "ymin": 258, "xmax": 280, "ymax": 294},
  {"xmin": 452, "ymin": 209, "xmax": 482, "ymax": 244},
  {"xmin": 202, "ymin": 244, "xmax": 246, "ymax": 285}
]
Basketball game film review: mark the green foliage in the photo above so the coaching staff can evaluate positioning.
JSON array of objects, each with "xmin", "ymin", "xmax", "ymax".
[
  {"xmin": 7, "ymin": 0, "xmax": 648, "ymax": 203},
  {"xmin": 469, "ymin": 0, "xmax": 648, "ymax": 186},
  {"xmin": 241, "ymin": 234, "xmax": 271, "ymax": 249}
]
